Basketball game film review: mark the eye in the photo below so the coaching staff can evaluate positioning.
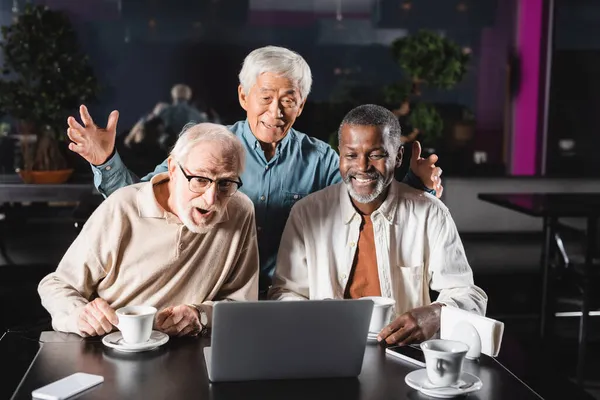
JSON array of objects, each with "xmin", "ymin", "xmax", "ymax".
[
  {"xmin": 345, "ymin": 153, "xmax": 358, "ymax": 160},
  {"xmin": 218, "ymin": 181, "xmax": 233, "ymax": 189},
  {"xmin": 369, "ymin": 154, "xmax": 387, "ymax": 161},
  {"xmin": 193, "ymin": 177, "xmax": 211, "ymax": 186}
]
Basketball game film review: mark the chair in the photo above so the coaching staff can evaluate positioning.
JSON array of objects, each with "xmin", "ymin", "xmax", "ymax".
[{"xmin": 549, "ymin": 220, "xmax": 600, "ymax": 385}]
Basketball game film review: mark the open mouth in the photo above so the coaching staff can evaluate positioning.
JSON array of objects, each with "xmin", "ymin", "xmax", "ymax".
[{"xmin": 195, "ymin": 207, "xmax": 212, "ymax": 216}]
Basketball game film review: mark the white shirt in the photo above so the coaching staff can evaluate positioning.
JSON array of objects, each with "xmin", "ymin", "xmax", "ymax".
[{"xmin": 269, "ymin": 181, "xmax": 487, "ymax": 318}]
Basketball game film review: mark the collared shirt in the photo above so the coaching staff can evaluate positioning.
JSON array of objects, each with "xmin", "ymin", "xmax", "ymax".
[
  {"xmin": 91, "ymin": 120, "xmax": 341, "ymax": 288},
  {"xmin": 269, "ymin": 181, "xmax": 488, "ymax": 319},
  {"xmin": 38, "ymin": 173, "xmax": 259, "ymax": 335}
]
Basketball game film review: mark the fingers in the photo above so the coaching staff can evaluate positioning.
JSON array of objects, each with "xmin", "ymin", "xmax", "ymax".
[
  {"xmin": 67, "ymin": 127, "xmax": 85, "ymax": 145},
  {"xmin": 412, "ymin": 140, "xmax": 422, "ymax": 160},
  {"xmin": 397, "ymin": 331, "xmax": 422, "ymax": 346},
  {"xmin": 385, "ymin": 325, "xmax": 413, "ymax": 345},
  {"xmin": 79, "ymin": 104, "xmax": 95, "ymax": 127},
  {"xmin": 155, "ymin": 307, "xmax": 173, "ymax": 328},
  {"xmin": 426, "ymin": 153, "xmax": 439, "ymax": 165},
  {"xmin": 94, "ymin": 298, "xmax": 119, "ymax": 325},
  {"xmin": 436, "ymin": 184, "xmax": 444, "ymax": 199},
  {"xmin": 80, "ymin": 309, "xmax": 110, "ymax": 336},
  {"xmin": 67, "ymin": 116, "xmax": 85, "ymax": 131},
  {"xmin": 177, "ymin": 324, "xmax": 199, "ymax": 337},
  {"xmin": 106, "ymin": 110, "xmax": 120, "ymax": 133},
  {"xmin": 78, "ymin": 319, "xmax": 95, "ymax": 337},
  {"xmin": 89, "ymin": 308, "xmax": 113, "ymax": 334}
]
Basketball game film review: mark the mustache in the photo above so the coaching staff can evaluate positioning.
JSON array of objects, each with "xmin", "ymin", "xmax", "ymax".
[
  {"xmin": 347, "ymin": 170, "xmax": 382, "ymax": 180},
  {"xmin": 188, "ymin": 199, "xmax": 221, "ymax": 213}
]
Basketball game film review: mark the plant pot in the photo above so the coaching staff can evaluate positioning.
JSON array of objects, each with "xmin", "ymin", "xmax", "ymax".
[{"xmin": 16, "ymin": 168, "xmax": 74, "ymax": 184}]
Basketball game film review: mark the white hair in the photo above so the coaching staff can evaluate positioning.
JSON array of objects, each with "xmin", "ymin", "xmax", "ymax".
[
  {"xmin": 170, "ymin": 123, "xmax": 246, "ymax": 174},
  {"xmin": 238, "ymin": 45, "xmax": 312, "ymax": 101}
]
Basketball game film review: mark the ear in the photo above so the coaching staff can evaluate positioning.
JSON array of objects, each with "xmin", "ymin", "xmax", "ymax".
[
  {"xmin": 295, "ymin": 98, "xmax": 307, "ymax": 118},
  {"xmin": 238, "ymin": 85, "xmax": 249, "ymax": 111},
  {"xmin": 167, "ymin": 156, "xmax": 178, "ymax": 180},
  {"xmin": 395, "ymin": 146, "xmax": 404, "ymax": 169}
]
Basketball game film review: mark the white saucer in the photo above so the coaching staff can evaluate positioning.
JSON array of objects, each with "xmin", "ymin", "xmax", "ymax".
[
  {"xmin": 102, "ymin": 330, "xmax": 169, "ymax": 353},
  {"xmin": 405, "ymin": 368, "xmax": 483, "ymax": 398}
]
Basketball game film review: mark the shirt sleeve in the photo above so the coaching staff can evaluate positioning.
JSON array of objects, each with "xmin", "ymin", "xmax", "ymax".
[
  {"xmin": 38, "ymin": 204, "xmax": 112, "ymax": 335},
  {"xmin": 197, "ymin": 206, "xmax": 260, "ymax": 327},
  {"xmin": 426, "ymin": 209, "xmax": 488, "ymax": 316},
  {"xmin": 268, "ymin": 205, "xmax": 310, "ymax": 301},
  {"xmin": 91, "ymin": 152, "xmax": 168, "ymax": 198},
  {"xmin": 402, "ymin": 169, "xmax": 436, "ymax": 196},
  {"xmin": 321, "ymin": 147, "xmax": 342, "ymax": 186}
]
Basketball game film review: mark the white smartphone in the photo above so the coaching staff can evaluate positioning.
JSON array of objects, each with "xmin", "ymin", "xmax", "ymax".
[
  {"xmin": 385, "ymin": 344, "xmax": 426, "ymax": 367},
  {"xmin": 32, "ymin": 372, "xmax": 104, "ymax": 400}
]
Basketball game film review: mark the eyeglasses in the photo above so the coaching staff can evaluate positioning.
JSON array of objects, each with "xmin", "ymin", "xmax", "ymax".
[{"xmin": 177, "ymin": 163, "xmax": 243, "ymax": 197}]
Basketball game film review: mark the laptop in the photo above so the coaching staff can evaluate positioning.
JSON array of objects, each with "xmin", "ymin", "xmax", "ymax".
[{"xmin": 204, "ymin": 299, "xmax": 374, "ymax": 382}]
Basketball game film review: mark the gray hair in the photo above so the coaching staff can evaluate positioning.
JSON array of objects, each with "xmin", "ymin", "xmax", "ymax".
[
  {"xmin": 338, "ymin": 104, "xmax": 403, "ymax": 156},
  {"xmin": 170, "ymin": 123, "xmax": 246, "ymax": 174},
  {"xmin": 238, "ymin": 46, "xmax": 312, "ymax": 101}
]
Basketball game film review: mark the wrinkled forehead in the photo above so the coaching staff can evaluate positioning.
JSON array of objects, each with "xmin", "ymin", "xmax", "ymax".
[{"xmin": 184, "ymin": 142, "xmax": 239, "ymax": 176}]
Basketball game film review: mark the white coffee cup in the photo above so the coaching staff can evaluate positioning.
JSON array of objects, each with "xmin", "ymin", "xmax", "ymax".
[
  {"xmin": 115, "ymin": 305, "xmax": 157, "ymax": 344},
  {"xmin": 362, "ymin": 296, "xmax": 395, "ymax": 333},
  {"xmin": 420, "ymin": 339, "xmax": 469, "ymax": 387}
]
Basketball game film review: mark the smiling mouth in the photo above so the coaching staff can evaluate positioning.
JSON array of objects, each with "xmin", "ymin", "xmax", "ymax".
[
  {"xmin": 261, "ymin": 121, "xmax": 284, "ymax": 130},
  {"xmin": 352, "ymin": 176, "xmax": 377, "ymax": 184},
  {"xmin": 195, "ymin": 207, "xmax": 211, "ymax": 215}
]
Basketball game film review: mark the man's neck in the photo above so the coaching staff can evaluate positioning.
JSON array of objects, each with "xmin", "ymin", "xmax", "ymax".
[
  {"xmin": 154, "ymin": 180, "xmax": 175, "ymax": 215},
  {"xmin": 259, "ymin": 140, "xmax": 278, "ymax": 161}
]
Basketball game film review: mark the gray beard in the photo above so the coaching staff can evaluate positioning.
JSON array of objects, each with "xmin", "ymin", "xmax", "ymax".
[{"xmin": 343, "ymin": 176, "xmax": 386, "ymax": 204}]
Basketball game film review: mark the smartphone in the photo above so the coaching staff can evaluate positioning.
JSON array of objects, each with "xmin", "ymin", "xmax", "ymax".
[
  {"xmin": 32, "ymin": 372, "xmax": 104, "ymax": 400},
  {"xmin": 385, "ymin": 344, "xmax": 426, "ymax": 367}
]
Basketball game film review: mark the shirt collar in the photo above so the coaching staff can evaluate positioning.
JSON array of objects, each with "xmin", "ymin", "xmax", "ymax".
[
  {"xmin": 241, "ymin": 119, "xmax": 293, "ymax": 156},
  {"xmin": 136, "ymin": 172, "xmax": 230, "ymax": 226},
  {"xmin": 137, "ymin": 172, "xmax": 170, "ymax": 219},
  {"xmin": 339, "ymin": 180, "xmax": 399, "ymax": 225}
]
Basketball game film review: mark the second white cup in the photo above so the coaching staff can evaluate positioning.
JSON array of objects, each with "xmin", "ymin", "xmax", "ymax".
[
  {"xmin": 362, "ymin": 296, "xmax": 395, "ymax": 333},
  {"xmin": 420, "ymin": 339, "xmax": 469, "ymax": 387},
  {"xmin": 115, "ymin": 305, "xmax": 157, "ymax": 344}
]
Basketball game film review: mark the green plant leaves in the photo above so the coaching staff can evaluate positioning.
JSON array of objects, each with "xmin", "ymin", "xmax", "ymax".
[{"xmin": 0, "ymin": 4, "xmax": 100, "ymax": 136}]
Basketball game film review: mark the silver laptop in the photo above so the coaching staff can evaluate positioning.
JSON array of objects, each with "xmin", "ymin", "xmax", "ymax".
[{"xmin": 204, "ymin": 299, "xmax": 374, "ymax": 382}]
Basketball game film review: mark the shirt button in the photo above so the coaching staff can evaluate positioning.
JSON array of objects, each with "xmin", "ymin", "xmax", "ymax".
[
  {"xmin": 105, "ymin": 166, "xmax": 111, "ymax": 171},
  {"xmin": 293, "ymin": 194, "xmax": 299, "ymax": 200},
  {"xmin": 349, "ymin": 242, "xmax": 356, "ymax": 247},
  {"xmin": 260, "ymin": 195, "xmax": 266, "ymax": 201},
  {"xmin": 265, "ymin": 165, "xmax": 269, "ymax": 170}
]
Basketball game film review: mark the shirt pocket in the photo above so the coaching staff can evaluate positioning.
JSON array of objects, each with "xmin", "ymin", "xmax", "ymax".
[
  {"xmin": 394, "ymin": 264, "xmax": 424, "ymax": 311},
  {"xmin": 282, "ymin": 191, "xmax": 308, "ymax": 209}
]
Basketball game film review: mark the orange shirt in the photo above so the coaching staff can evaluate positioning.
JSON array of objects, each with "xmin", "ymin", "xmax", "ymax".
[{"xmin": 345, "ymin": 215, "xmax": 382, "ymax": 299}]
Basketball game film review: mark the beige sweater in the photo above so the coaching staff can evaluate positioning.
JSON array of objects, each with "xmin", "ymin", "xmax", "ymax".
[{"xmin": 38, "ymin": 173, "xmax": 259, "ymax": 334}]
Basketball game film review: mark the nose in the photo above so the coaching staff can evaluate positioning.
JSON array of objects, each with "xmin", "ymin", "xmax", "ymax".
[
  {"xmin": 202, "ymin": 183, "xmax": 218, "ymax": 208},
  {"xmin": 357, "ymin": 154, "xmax": 369, "ymax": 171},
  {"xmin": 267, "ymin": 98, "xmax": 283, "ymax": 119}
]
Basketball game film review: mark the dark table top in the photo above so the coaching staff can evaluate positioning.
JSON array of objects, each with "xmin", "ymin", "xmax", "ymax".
[
  {"xmin": 478, "ymin": 193, "xmax": 600, "ymax": 218},
  {"xmin": 0, "ymin": 330, "xmax": 551, "ymax": 400}
]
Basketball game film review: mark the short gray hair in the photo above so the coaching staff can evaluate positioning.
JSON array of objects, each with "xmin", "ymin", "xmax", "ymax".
[
  {"xmin": 238, "ymin": 46, "xmax": 312, "ymax": 101},
  {"xmin": 338, "ymin": 104, "xmax": 403, "ymax": 156},
  {"xmin": 170, "ymin": 123, "xmax": 246, "ymax": 174}
]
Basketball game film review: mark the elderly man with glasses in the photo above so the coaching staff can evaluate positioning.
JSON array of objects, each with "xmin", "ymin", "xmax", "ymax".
[{"xmin": 38, "ymin": 123, "xmax": 259, "ymax": 338}]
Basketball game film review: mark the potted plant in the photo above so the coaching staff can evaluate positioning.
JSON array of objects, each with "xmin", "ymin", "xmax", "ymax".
[
  {"xmin": 385, "ymin": 30, "xmax": 470, "ymax": 150},
  {"xmin": 0, "ymin": 4, "xmax": 100, "ymax": 183}
]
